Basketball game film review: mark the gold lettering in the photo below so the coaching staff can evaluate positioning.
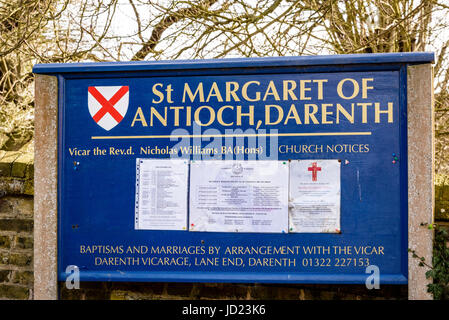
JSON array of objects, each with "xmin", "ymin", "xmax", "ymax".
[
  {"xmin": 300, "ymin": 80, "xmax": 312, "ymax": 100},
  {"xmin": 152, "ymin": 83, "xmax": 164, "ymax": 103},
  {"xmin": 150, "ymin": 107, "xmax": 167, "ymax": 126},
  {"xmin": 242, "ymin": 81, "xmax": 260, "ymax": 101},
  {"xmin": 337, "ymin": 78, "xmax": 359, "ymax": 99},
  {"xmin": 226, "ymin": 82, "xmax": 240, "ymax": 102},
  {"xmin": 265, "ymin": 105, "xmax": 284, "ymax": 125},
  {"xmin": 263, "ymin": 80, "xmax": 280, "ymax": 101},
  {"xmin": 304, "ymin": 104, "xmax": 319, "ymax": 124},
  {"xmin": 186, "ymin": 106, "xmax": 192, "ymax": 126},
  {"xmin": 357, "ymin": 102, "xmax": 372, "ymax": 123},
  {"xmin": 217, "ymin": 105, "xmax": 234, "ymax": 126},
  {"xmin": 236, "ymin": 105, "xmax": 254, "ymax": 125},
  {"xmin": 183, "ymin": 82, "xmax": 204, "ymax": 103},
  {"xmin": 169, "ymin": 106, "xmax": 183, "ymax": 126},
  {"xmin": 375, "ymin": 102, "xmax": 393, "ymax": 123},
  {"xmin": 206, "ymin": 82, "xmax": 223, "ymax": 102},
  {"xmin": 284, "ymin": 104, "xmax": 302, "ymax": 125},
  {"xmin": 131, "ymin": 107, "xmax": 148, "ymax": 127},
  {"xmin": 313, "ymin": 79, "xmax": 328, "ymax": 100},
  {"xmin": 321, "ymin": 104, "xmax": 334, "ymax": 124},
  {"xmin": 336, "ymin": 103, "xmax": 354, "ymax": 124},
  {"xmin": 194, "ymin": 105, "xmax": 215, "ymax": 126},
  {"xmin": 362, "ymin": 78, "xmax": 374, "ymax": 98},
  {"xmin": 283, "ymin": 80, "xmax": 297, "ymax": 101}
]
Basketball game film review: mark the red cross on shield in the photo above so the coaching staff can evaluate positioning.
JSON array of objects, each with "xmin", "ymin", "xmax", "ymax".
[{"xmin": 88, "ymin": 86, "xmax": 129, "ymax": 131}]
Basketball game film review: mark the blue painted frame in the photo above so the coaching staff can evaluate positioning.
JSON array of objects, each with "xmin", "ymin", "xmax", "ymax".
[
  {"xmin": 33, "ymin": 53, "xmax": 434, "ymax": 285},
  {"xmin": 34, "ymin": 52, "xmax": 434, "ymax": 74}
]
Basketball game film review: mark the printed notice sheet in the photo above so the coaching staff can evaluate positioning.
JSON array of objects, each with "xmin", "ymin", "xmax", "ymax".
[
  {"xmin": 189, "ymin": 160, "xmax": 289, "ymax": 233},
  {"xmin": 289, "ymin": 160, "xmax": 341, "ymax": 233},
  {"xmin": 135, "ymin": 159, "xmax": 188, "ymax": 230}
]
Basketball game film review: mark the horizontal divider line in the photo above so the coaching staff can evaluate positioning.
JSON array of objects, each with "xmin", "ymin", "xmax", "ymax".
[{"xmin": 91, "ymin": 132, "xmax": 372, "ymax": 140}]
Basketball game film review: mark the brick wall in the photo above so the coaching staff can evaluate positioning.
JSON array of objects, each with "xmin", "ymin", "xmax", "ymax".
[
  {"xmin": 0, "ymin": 142, "xmax": 34, "ymax": 299},
  {"xmin": 59, "ymin": 282, "xmax": 407, "ymax": 300}
]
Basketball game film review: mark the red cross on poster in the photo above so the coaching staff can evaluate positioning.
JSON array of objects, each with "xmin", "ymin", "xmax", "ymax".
[
  {"xmin": 308, "ymin": 162, "xmax": 322, "ymax": 181},
  {"xmin": 289, "ymin": 159, "xmax": 341, "ymax": 233}
]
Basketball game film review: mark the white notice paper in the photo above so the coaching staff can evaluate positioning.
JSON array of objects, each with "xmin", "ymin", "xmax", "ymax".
[
  {"xmin": 135, "ymin": 159, "xmax": 188, "ymax": 230},
  {"xmin": 189, "ymin": 160, "xmax": 289, "ymax": 233},
  {"xmin": 289, "ymin": 160, "xmax": 341, "ymax": 233}
]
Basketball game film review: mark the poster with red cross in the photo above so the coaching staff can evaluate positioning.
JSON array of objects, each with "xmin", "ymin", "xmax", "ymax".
[
  {"xmin": 288, "ymin": 159, "xmax": 341, "ymax": 233},
  {"xmin": 88, "ymin": 86, "xmax": 129, "ymax": 131}
]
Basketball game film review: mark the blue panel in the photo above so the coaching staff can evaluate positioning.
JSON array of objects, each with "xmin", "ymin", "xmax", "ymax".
[{"xmin": 32, "ymin": 54, "xmax": 420, "ymax": 284}]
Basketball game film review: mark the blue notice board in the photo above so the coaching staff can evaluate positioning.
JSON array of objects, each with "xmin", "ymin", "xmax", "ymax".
[{"xmin": 33, "ymin": 53, "xmax": 434, "ymax": 284}]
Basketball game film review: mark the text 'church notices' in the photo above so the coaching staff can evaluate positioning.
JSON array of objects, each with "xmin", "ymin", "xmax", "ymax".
[
  {"xmin": 289, "ymin": 160, "xmax": 341, "ymax": 233},
  {"xmin": 135, "ymin": 159, "xmax": 188, "ymax": 231}
]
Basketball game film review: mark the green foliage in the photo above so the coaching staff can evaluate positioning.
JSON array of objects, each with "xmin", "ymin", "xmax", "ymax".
[
  {"xmin": 426, "ymin": 225, "xmax": 449, "ymax": 299},
  {"xmin": 410, "ymin": 224, "xmax": 449, "ymax": 300}
]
